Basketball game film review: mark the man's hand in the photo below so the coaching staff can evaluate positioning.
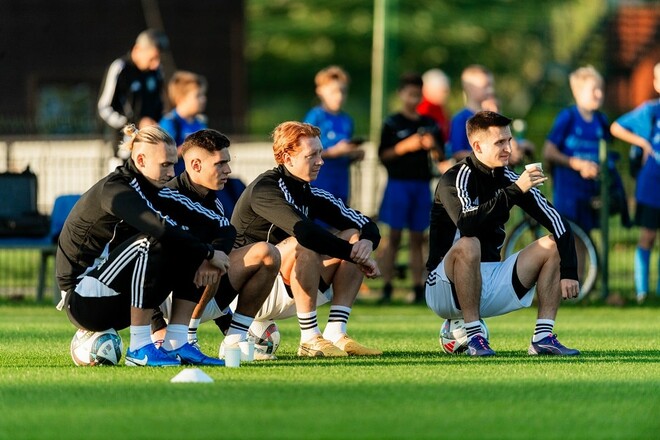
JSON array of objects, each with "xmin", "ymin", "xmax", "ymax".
[
  {"xmin": 208, "ymin": 250, "xmax": 230, "ymax": 276},
  {"xmin": 515, "ymin": 167, "xmax": 547, "ymax": 193},
  {"xmin": 358, "ymin": 258, "xmax": 381, "ymax": 279},
  {"xmin": 193, "ymin": 260, "xmax": 222, "ymax": 288},
  {"xmin": 560, "ymin": 279, "xmax": 580, "ymax": 300},
  {"xmin": 350, "ymin": 239, "xmax": 374, "ymax": 265}
]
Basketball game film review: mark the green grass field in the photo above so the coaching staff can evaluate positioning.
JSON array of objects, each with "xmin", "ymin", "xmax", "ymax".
[{"xmin": 1, "ymin": 302, "xmax": 659, "ymax": 439}]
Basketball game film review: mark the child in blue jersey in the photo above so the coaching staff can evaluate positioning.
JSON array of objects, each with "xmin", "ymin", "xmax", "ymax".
[
  {"xmin": 543, "ymin": 66, "xmax": 610, "ymax": 233},
  {"xmin": 448, "ymin": 65, "xmax": 495, "ymax": 161},
  {"xmin": 378, "ymin": 72, "xmax": 444, "ymax": 303},
  {"xmin": 611, "ymin": 62, "xmax": 660, "ymax": 304},
  {"xmin": 159, "ymin": 71, "xmax": 208, "ymax": 175},
  {"xmin": 543, "ymin": 66, "xmax": 611, "ymax": 289},
  {"xmin": 303, "ymin": 66, "xmax": 364, "ymax": 203}
]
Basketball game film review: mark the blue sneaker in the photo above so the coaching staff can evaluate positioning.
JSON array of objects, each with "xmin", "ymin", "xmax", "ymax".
[
  {"xmin": 162, "ymin": 342, "xmax": 225, "ymax": 366},
  {"xmin": 125, "ymin": 344, "xmax": 181, "ymax": 367},
  {"xmin": 466, "ymin": 335, "xmax": 496, "ymax": 356},
  {"xmin": 528, "ymin": 334, "xmax": 580, "ymax": 356}
]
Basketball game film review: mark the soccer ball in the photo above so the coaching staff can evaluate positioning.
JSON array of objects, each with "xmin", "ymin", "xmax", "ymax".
[
  {"xmin": 70, "ymin": 328, "xmax": 123, "ymax": 366},
  {"xmin": 247, "ymin": 320, "xmax": 280, "ymax": 358},
  {"xmin": 439, "ymin": 318, "xmax": 489, "ymax": 354}
]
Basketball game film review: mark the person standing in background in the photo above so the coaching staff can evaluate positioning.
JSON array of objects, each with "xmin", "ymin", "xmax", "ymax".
[
  {"xmin": 159, "ymin": 71, "xmax": 208, "ymax": 175},
  {"xmin": 448, "ymin": 65, "xmax": 495, "ymax": 161},
  {"xmin": 611, "ymin": 62, "xmax": 660, "ymax": 304},
  {"xmin": 304, "ymin": 66, "xmax": 364, "ymax": 204},
  {"xmin": 417, "ymin": 68, "xmax": 451, "ymax": 142},
  {"xmin": 98, "ymin": 29, "xmax": 169, "ymax": 157},
  {"xmin": 378, "ymin": 73, "xmax": 444, "ymax": 304}
]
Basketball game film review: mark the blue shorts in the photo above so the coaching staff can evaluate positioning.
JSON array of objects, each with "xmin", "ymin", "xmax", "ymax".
[{"xmin": 378, "ymin": 179, "xmax": 431, "ymax": 232}]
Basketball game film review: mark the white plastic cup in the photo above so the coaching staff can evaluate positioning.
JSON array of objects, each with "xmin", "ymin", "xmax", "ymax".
[
  {"xmin": 525, "ymin": 162, "xmax": 544, "ymax": 186},
  {"xmin": 224, "ymin": 345, "xmax": 241, "ymax": 368},
  {"xmin": 239, "ymin": 340, "xmax": 255, "ymax": 362},
  {"xmin": 525, "ymin": 162, "xmax": 543, "ymax": 172}
]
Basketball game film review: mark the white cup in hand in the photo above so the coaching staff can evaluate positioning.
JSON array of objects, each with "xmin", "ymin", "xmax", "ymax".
[{"xmin": 525, "ymin": 162, "xmax": 544, "ymax": 186}]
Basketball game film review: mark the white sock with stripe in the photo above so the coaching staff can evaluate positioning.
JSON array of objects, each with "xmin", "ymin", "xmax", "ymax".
[
  {"xmin": 323, "ymin": 305, "xmax": 351, "ymax": 343},
  {"xmin": 223, "ymin": 313, "xmax": 253, "ymax": 346},
  {"xmin": 532, "ymin": 319, "xmax": 555, "ymax": 342},
  {"xmin": 297, "ymin": 311, "xmax": 322, "ymax": 343}
]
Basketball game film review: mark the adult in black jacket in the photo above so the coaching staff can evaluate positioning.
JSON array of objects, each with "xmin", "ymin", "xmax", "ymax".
[
  {"xmin": 232, "ymin": 121, "xmax": 382, "ymax": 357},
  {"xmin": 57, "ymin": 125, "xmax": 228, "ymax": 367},
  {"xmin": 152, "ymin": 129, "xmax": 280, "ymax": 352},
  {"xmin": 97, "ymin": 29, "xmax": 167, "ymax": 145},
  {"xmin": 426, "ymin": 111, "xmax": 580, "ymax": 357}
]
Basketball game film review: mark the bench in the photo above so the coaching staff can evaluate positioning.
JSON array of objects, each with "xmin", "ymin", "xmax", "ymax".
[{"xmin": 0, "ymin": 194, "xmax": 80, "ymax": 303}]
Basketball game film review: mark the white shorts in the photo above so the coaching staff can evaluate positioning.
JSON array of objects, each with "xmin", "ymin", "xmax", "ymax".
[
  {"xmin": 159, "ymin": 273, "xmax": 334, "ymax": 324},
  {"xmin": 425, "ymin": 252, "xmax": 534, "ymax": 319},
  {"xmin": 230, "ymin": 273, "xmax": 333, "ymax": 321}
]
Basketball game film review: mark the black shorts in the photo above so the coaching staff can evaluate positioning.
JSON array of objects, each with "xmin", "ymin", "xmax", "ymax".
[{"xmin": 635, "ymin": 202, "xmax": 660, "ymax": 229}]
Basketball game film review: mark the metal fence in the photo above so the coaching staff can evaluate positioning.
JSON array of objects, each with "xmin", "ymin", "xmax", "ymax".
[{"xmin": 0, "ymin": 136, "xmax": 640, "ymax": 303}]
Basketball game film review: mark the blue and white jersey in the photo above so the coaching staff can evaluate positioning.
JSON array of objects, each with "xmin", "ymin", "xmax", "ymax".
[
  {"xmin": 615, "ymin": 99, "xmax": 660, "ymax": 208},
  {"xmin": 547, "ymin": 106, "xmax": 610, "ymax": 200},
  {"xmin": 303, "ymin": 106, "xmax": 355, "ymax": 202}
]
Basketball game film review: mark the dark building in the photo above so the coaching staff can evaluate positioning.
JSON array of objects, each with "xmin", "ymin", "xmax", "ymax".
[{"xmin": 0, "ymin": 0, "xmax": 246, "ymax": 135}]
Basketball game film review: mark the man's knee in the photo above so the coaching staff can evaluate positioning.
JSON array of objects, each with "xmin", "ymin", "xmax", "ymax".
[
  {"xmin": 251, "ymin": 242, "xmax": 282, "ymax": 269},
  {"xmin": 452, "ymin": 236, "xmax": 481, "ymax": 262}
]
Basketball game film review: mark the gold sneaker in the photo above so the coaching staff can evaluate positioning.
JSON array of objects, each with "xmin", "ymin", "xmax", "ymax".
[
  {"xmin": 297, "ymin": 336, "xmax": 348, "ymax": 357},
  {"xmin": 333, "ymin": 335, "xmax": 382, "ymax": 356}
]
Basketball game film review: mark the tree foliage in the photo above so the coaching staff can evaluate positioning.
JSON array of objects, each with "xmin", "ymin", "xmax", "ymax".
[{"xmin": 246, "ymin": 0, "xmax": 607, "ymax": 139}]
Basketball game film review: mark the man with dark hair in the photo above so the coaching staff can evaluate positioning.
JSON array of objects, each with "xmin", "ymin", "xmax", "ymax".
[
  {"xmin": 377, "ymin": 72, "xmax": 444, "ymax": 304},
  {"xmin": 152, "ymin": 129, "xmax": 280, "ymax": 353},
  {"xmin": 57, "ymin": 125, "xmax": 229, "ymax": 367},
  {"xmin": 425, "ymin": 110, "xmax": 581, "ymax": 356}
]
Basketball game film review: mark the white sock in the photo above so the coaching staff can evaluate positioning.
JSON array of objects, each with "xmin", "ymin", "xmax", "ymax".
[
  {"xmin": 533, "ymin": 319, "xmax": 555, "ymax": 342},
  {"xmin": 464, "ymin": 320, "xmax": 484, "ymax": 341},
  {"xmin": 188, "ymin": 318, "xmax": 201, "ymax": 343},
  {"xmin": 223, "ymin": 313, "xmax": 253, "ymax": 346},
  {"xmin": 323, "ymin": 305, "xmax": 351, "ymax": 343},
  {"xmin": 297, "ymin": 310, "xmax": 322, "ymax": 343},
  {"xmin": 162, "ymin": 324, "xmax": 188, "ymax": 351},
  {"xmin": 129, "ymin": 325, "xmax": 153, "ymax": 351}
]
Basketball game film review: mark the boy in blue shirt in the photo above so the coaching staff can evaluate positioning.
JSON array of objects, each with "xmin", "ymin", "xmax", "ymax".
[
  {"xmin": 543, "ymin": 66, "xmax": 611, "ymax": 281},
  {"xmin": 159, "ymin": 71, "xmax": 208, "ymax": 175},
  {"xmin": 304, "ymin": 66, "xmax": 364, "ymax": 203},
  {"xmin": 611, "ymin": 62, "xmax": 660, "ymax": 304}
]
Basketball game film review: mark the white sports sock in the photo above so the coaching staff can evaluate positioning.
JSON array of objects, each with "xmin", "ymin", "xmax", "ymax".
[
  {"xmin": 532, "ymin": 319, "xmax": 555, "ymax": 342},
  {"xmin": 464, "ymin": 320, "xmax": 484, "ymax": 341},
  {"xmin": 129, "ymin": 325, "xmax": 153, "ymax": 351},
  {"xmin": 224, "ymin": 313, "xmax": 253, "ymax": 346},
  {"xmin": 323, "ymin": 305, "xmax": 351, "ymax": 343},
  {"xmin": 188, "ymin": 318, "xmax": 201, "ymax": 343},
  {"xmin": 162, "ymin": 324, "xmax": 188, "ymax": 351},
  {"xmin": 297, "ymin": 310, "xmax": 322, "ymax": 343}
]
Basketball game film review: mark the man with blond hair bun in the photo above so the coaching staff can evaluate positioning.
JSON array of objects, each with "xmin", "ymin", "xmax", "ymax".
[{"xmin": 57, "ymin": 124, "xmax": 228, "ymax": 367}]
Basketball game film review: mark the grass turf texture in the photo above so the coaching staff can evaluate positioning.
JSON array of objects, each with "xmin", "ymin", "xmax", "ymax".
[{"xmin": 1, "ymin": 303, "xmax": 658, "ymax": 439}]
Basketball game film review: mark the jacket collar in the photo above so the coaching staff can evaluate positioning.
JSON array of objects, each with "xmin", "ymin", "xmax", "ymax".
[{"xmin": 468, "ymin": 153, "xmax": 504, "ymax": 178}]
